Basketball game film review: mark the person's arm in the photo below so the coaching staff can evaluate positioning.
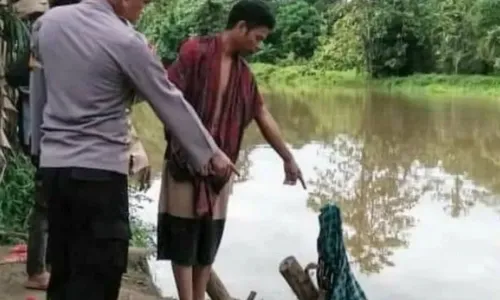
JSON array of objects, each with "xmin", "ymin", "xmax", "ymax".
[
  {"xmin": 253, "ymin": 85, "xmax": 306, "ymax": 188},
  {"xmin": 29, "ymin": 65, "xmax": 46, "ymax": 158},
  {"xmin": 129, "ymin": 31, "xmax": 156, "ymax": 104},
  {"xmin": 29, "ymin": 20, "xmax": 46, "ymax": 159},
  {"xmin": 255, "ymin": 104, "xmax": 294, "ymax": 163},
  {"xmin": 249, "ymin": 77, "xmax": 293, "ymax": 162},
  {"xmin": 116, "ymin": 35, "xmax": 218, "ymax": 172},
  {"xmin": 160, "ymin": 38, "xmax": 197, "ymax": 141}
]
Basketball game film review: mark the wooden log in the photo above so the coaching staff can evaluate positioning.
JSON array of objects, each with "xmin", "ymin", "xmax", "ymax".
[
  {"xmin": 279, "ymin": 256, "xmax": 319, "ymax": 300},
  {"xmin": 246, "ymin": 291, "xmax": 257, "ymax": 300},
  {"xmin": 317, "ymin": 290, "xmax": 326, "ymax": 300},
  {"xmin": 206, "ymin": 269, "xmax": 232, "ymax": 300},
  {"xmin": 78, "ymin": 246, "xmax": 235, "ymax": 300},
  {"xmin": 304, "ymin": 262, "xmax": 318, "ymax": 274}
]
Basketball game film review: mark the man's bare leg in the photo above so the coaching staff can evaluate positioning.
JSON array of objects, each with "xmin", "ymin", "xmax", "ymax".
[
  {"xmin": 193, "ymin": 265, "xmax": 211, "ymax": 300},
  {"xmin": 172, "ymin": 262, "xmax": 194, "ymax": 300}
]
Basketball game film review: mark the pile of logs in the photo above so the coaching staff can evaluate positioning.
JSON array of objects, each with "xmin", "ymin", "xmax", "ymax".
[
  {"xmin": 206, "ymin": 256, "xmax": 322, "ymax": 300},
  {"xmin": 206, "ymin": 270, "xmax": 256, "ymax": 300}
]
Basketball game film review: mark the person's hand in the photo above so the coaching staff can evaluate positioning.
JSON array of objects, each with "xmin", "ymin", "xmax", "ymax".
[
  {"xmin": 209, "ymin": 150, "xmax": 240, "ymax": 178},
  {"xmin": 284, "ymin": 158, "xmax": 306, "ymax": 189}
]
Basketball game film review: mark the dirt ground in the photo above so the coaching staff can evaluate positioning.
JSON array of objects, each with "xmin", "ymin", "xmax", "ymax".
[{"xmin": 0, "ymin": 246, "xmax": 163, "ymax": 300}]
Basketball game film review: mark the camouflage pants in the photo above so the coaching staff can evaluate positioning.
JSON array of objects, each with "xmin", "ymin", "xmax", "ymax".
[{"xmin": 26, "ymin": 167, "xmax": 49, "ymax": 276}]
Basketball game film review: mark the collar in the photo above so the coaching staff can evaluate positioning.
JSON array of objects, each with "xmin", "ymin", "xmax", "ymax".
[
  {"xmin": 82, "ymin": 0, "xmax": 134, "ymax": 28},
  {"xmin": 121, "ymin": 17, "xmax": 133, "ymax": 27},
  {"xmin": 83, "ymin": 0, "xmax": 134, "ymax": 27},
  {"xmin": 82, "ymin": 0, "xmax": 115, "ymax": 14}
]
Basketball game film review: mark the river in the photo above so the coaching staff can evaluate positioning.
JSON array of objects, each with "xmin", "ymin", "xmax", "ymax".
[{"xmin": 132, "ymin": 89, "xmax": 500, "ymax": 300}]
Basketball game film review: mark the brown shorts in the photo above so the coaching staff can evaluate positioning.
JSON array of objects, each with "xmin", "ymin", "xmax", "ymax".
[{"xmin": 156, "ymin": 163, "xmax": 232, "ymax": 266}]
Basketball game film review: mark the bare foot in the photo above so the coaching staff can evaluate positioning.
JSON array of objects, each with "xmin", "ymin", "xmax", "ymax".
[{"xmin": 24, "ymin": 272, "xmax": 50, "ymax": 290}]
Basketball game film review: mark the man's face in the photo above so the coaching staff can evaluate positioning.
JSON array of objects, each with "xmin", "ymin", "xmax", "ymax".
[
  {"xmin": 234, "ymin": 22, "xmax": 270, "ymax": 54},
  {"xmin": 113, "ymin": 0, "xmax": 149, "ymax": 23}
]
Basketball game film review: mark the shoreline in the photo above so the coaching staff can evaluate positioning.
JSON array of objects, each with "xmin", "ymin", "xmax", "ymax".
[
  {"xmin": 251, "ymin": 63, "xmax": 500, "ymax": 99},
  {"xmin": 0, "ymin": 246, "xmax": 167, "ymax": 299}
]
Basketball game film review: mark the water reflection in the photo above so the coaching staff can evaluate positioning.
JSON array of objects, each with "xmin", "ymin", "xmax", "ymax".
[
  {"xmin": 135, "ymin": 90, "xmax": 500, "ymax": 300},
  {"xmin": 307, "ymin": 135, "xmax": 418, "ymax": 274}
]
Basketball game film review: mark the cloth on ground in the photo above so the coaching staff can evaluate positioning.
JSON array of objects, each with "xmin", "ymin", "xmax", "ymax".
[
  {"xmin": 0, "ymin": 244, "xmax": 28, "ymax": 264},
  {"xmin": 317, "ymin": 204, "xmax": 368, "ymax": 300}
]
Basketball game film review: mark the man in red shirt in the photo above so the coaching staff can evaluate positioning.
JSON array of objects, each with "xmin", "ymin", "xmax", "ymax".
[{"xmin": 157, "ymin": 1, "xmax": 306, "ymax": 299}]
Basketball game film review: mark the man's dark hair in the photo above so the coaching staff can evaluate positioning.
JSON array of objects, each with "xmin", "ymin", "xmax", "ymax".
[
  {"xmin": 226, "ymin": 0, "xmax": 275, "ymax": 30},
  {"xmin": 50, "ymin": 0, "xmax": 81, "ymax": 8}
]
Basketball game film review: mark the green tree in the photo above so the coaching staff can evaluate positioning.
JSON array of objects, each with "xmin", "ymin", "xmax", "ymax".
[
  {"xmin": 138, "ymin": 0, "xmax": 229, "ymax": 62},
  {"xmin": 273, "ymin": 0, "xmax": 323, "ymax": 59},
  {"xmin": 140, "ymin": 0, "xmax": 324, "ymax": 64},
  {"xmin": 472, "ymin": 0, "xmax": 500, "ymax": 73},
  {"xmin": 430, "ymin": 0, "xmax": 481, "ymax": 74},
  {"xmin": 313, "ymin": 2, "xmax": 364, "ymax": 71},
  {"xmin": 137, "ymin": 0, "xmax": 500, "ymax": 77}
]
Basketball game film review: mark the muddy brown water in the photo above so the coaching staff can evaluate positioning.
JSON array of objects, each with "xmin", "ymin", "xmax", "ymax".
[{"xmin": 133, "ymin": 89, "xmax": 500, "ymax": 300}]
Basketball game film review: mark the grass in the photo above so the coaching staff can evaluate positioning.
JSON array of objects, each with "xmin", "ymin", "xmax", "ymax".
[
  {"xmin": 0, "ymin": 151, "xmax": 34, "ymax": 245},
  {"xmin": 251, "ymin": 63, "xmax": 500, "ymax": 99},
  {"xmin": 0, "ymin": 150, "xmax": 153, "ymax": 247},
  {"xmin": 251, "ymin": 63, "xmax": 362, "ymax": 92},
  {"xmin": 378, "ymin": 73, "xmax": 500, "ymax": 98}
]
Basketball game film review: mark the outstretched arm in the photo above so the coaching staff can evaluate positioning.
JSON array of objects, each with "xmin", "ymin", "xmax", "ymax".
[
  {"xmin": 255, "ymin": 105, "xmax": 306, "ymax": 189},
  {"xmin": 116, "ymin": 34, "xmax": 235, "ymax": 174},
  {"xmin": 255, "ymin": 105, "xmax": 293, "ymax": 162}
]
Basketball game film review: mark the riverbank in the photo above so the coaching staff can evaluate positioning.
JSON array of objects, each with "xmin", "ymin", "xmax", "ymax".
[
  {"xmin": 0, "ymin": 246, "xmax": 165, "ymax": 300},
  {"xmin": 251, "ymin": 63, "xmax": 500, "ymax": 99}
]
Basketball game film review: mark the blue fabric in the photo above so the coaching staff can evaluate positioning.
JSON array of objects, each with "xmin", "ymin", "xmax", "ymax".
[{"xmin": 317, "ymin": 204, "xmax": 368, "ymax": 300}]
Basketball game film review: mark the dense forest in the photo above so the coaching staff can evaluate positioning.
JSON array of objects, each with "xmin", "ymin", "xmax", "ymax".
[{"xmin": 138, "ymin": 0, "xmax": 500, "ymax": 78}]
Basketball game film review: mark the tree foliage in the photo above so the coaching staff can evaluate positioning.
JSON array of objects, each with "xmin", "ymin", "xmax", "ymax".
[
  {"xmin": 138, "ymin": 0, "xmax": 323, "ymax": 64},
  {"xmin": 139, "ymin": 0, "xmax": 500, "ymax": 78},
  {"xmin": 259, "ymin": 0, "xmax": 323, "ymax": 62}
]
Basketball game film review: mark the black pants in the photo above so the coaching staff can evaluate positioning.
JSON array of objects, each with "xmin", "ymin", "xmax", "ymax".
[{"xmin": 40, "ymin": 167, "xmax": 130, "ymax": 300}]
